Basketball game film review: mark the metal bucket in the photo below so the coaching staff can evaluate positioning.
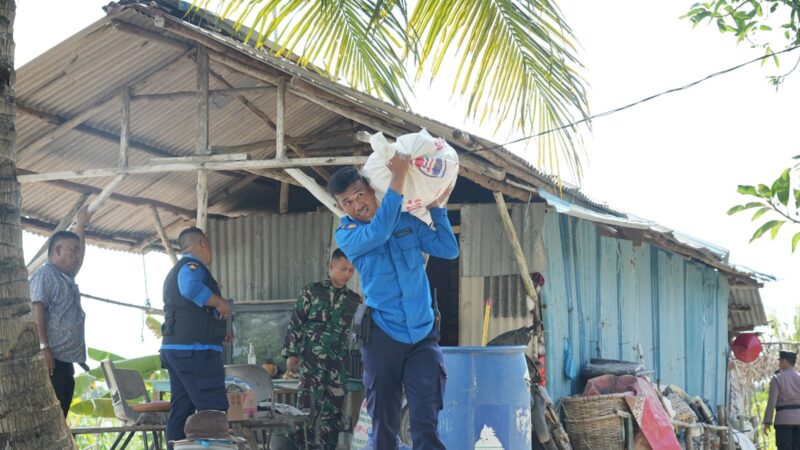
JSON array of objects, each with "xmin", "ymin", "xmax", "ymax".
[{"xmin": 439, "ymin": 346, "xmax": 532, "ymax": 450}]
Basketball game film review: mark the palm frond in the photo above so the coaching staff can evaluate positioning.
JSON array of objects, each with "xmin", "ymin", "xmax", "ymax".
[
  {"xmin": 409, "ymin": 0, "xmax": 590, "ymax": 178},
  {"xmin": 211, "ymin": 0, "xmax": 411, "ymax": 106}
]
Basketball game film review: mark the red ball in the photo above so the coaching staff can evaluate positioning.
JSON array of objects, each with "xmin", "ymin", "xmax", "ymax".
[{"xmin": 732, "ymin": 333, "xmax": 762, "ymax": 363}]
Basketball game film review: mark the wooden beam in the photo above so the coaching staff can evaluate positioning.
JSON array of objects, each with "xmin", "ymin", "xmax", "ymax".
[
  {"xmin": 279, "ymin": 182, "xmax": 289, "ymax": 214},
  {"xmin": 275, "ymin": 77, "xmax": 286, "ymax": 160},
  {"xmin": 17, "ymin": 156, "xmax": 369, "ymax": 183},
  {"xmin": 493, "ymin": 192, "xmax": 541, "ymax": 356},
  {"xmin": 82, "ymin": 293, "xmax": 164, "ymax": 316},
  {"xmin": 24, "ymin": 194, "xmax": 89, "ymax": 272},
  {"xmin": 204, "ymin": 65, "xmax": 331, "ymax": 180},
  {"xmin": 150, "ymin": 153, "xmax": 250, "ymax": 164},
  {"xmin": 132, "ymin": 215, "xmax": 189, "ymax": 253},
  {"xmin": 119, "ymin": 86, "xmax": 130, "ymax": 168},
  {"xmin": 196, "ymin": 46, "xmax": 210, "ymax": 155},
  {"xmin": 131, "ymin": 86, "xmax": 275, "ymax": 102},
  {"xmin": 150, "ymin": 206, "xmax": 178, "ymax": 264},
  {"xmin": 285, "ymin": 168, "xmax": 341, "ymax": 216},
  {"xmin": 87, "ymin": 174, "xmax": 127, "ymax": 215},
  {"xmin": 17, "ymin": 168, "xmax": 197, "ymax": 218},
  {"xmin": 197, "ymin": 170, "xmax": 208, "ymax": 231},
  {"xmin": 196, "ymin": 46, "xmax": 211, "ymax": 231}
]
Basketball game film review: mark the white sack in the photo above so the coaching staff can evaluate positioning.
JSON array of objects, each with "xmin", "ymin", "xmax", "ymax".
[{"xmin": 362, "ymin": 129, "xmax": 459, "ymax": 224}]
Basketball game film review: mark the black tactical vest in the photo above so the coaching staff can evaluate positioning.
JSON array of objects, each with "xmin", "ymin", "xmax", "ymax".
[{"xmin": 161, "ymin": 258, "xmax": 227, "ymax": 346}]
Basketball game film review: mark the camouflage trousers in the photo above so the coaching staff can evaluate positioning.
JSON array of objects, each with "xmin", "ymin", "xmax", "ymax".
[{"xmin": 293, "ymin": 365, "xmax": 347, "ymax": 450}]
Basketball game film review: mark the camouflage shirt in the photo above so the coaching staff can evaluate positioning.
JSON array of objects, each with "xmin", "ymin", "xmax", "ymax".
[{"xmin": 282, "ymin": 280, "xmax": 361, "ymax": 362}]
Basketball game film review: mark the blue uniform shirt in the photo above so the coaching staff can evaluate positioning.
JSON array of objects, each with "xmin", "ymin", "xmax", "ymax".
[
  {"xmin": 336, "ymin": 189, "xmax": 458, "ymax": 344},
  {"xmin": 160, "ymin": 254, "xmax": 223, "ymax": 352}
]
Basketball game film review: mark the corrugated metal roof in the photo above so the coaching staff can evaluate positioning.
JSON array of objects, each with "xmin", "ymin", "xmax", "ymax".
[
  {"xmin": 729, "ymin": 286, "xmax": 769, "ymax": 332},
  {"xmin": 13, "ymin": 0, "xmax": 766, "ymax": 287}
]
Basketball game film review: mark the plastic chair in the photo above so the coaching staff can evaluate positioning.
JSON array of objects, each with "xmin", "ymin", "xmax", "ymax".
[{"xmin": 101, "ymin": 359, "xmax": 169, "ymax": 449}]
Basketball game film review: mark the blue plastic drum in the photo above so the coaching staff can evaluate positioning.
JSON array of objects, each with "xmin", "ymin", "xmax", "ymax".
[{"xmin": 439, "ymin": 346, "xmax": 532, "ymax": 450}]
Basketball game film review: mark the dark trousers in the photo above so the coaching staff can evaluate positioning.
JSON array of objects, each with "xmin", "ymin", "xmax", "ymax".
[
  {"xmin": 361, "ymin": 325, "xmax": 446, "ymax": 450},
  {"xmin": 776, "ymin": 425, "xmax": 800, "ymax": 450},
  {"xmin": 50, "ymin": 359, "xmax": 75, "ymax": 418},
  {"xmin": 160, "ymin": 349, "xmax": 229, "ymax": 447}
]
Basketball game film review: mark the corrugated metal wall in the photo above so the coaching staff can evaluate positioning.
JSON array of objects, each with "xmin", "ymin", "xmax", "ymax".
[
  {"xmin": 208, "ymin": 211, "xmax": 335, "ymax": 301},
  {"xmin": 540, "ymin": 209, "xmax": 730, "ymax": 408},
  {"xmin": 459, "ymin": 203, "xmax": 548, "ymax": 346}
]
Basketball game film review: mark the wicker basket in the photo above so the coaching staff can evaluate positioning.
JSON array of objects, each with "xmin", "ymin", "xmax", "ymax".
[
  {"xmin": 561, "ymin": 394, "xmax": 630, "ymax": 450},
  {"xmin": 667, "ymin": 393, "xmax": 698, "ymax": 424}
]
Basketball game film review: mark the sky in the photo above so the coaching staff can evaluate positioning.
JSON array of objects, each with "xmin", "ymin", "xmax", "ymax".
[{"xmin": 15, "ymin": 0, "xmax": 800, "ymax": 363}]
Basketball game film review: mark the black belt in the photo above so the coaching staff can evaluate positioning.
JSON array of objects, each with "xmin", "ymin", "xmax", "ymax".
[{"xmin": 776, "ymin": 405, "xmax": 800, "ymax": 411}]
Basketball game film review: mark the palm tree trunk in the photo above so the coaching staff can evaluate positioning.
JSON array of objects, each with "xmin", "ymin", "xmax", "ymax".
[{"xmin": 0, "ymin": 1, "xmax": 76, "ymax": 448}]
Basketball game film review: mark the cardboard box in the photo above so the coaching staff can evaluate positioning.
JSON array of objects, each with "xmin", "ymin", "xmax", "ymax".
[
  {"xmin": 227, "ymin": 391, "xmax": 243, "ymax": 421},
  {"xmin": 242, "ymin": 391, "xmax": 257, "ymax": 418}
]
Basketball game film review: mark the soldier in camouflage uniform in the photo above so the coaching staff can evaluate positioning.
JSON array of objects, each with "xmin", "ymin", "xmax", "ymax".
[{"xmin": 282, "ymin": 249, "xmax": 361, "ymax": 450}]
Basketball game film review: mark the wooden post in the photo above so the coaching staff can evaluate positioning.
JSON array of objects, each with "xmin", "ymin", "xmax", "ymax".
[
  {"xmin": 196, "ymin": 170, "xmax": 208, "ymax": 231},
  {"xmin": 150, "ymin": 206, "xmax": 178, "ymax": 264},
  {"xmin": 275, "ymin": 77, "xmax": 286, "ymax": 160},
  {"xmin": 285, "ymin": 168, "xmax": 341, "ymax": 216},
  {"xmin": 279, "ymin": 182, "xmax": 289, "ymax": 214},
  {"xmin": 196, "ymin": 46, "xmax": 210, "ymax": 230},
  {"xmin": 119, "ymin": 86, "xmax": 130, "ymax": 168},
  {"xmin": 25, "ymin": 193, "xmax": 89, "ymax": 273},
  {"xmin": 493, "ymin": 192, "xmax": 541, "ymax": 354},
  {"xmin": 87, "ymin": 174, "xmax": 127, "ymax": 216},
  {"xmin": 196, "ymin": 46, "xmax": 209, "ymax": 155}
]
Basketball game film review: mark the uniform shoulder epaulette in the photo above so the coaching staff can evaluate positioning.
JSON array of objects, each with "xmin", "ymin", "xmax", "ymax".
[
  {"xmin": 187, "ymin": 262, "xmax": 198, "ymax": 270},
  {"xmin": 337, "ymin": 223, "xmax": 358, "ymax": 231}
]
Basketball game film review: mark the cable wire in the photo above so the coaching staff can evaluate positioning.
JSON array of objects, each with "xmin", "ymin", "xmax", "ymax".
[{"xmin": 474, "ymin": 45, "xmax": 800, "ymax": 153}]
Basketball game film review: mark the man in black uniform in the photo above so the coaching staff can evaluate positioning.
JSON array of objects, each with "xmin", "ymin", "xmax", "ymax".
[{"xmin": 160, "ymin": 227, "xmax": 231, "ymax": 447}]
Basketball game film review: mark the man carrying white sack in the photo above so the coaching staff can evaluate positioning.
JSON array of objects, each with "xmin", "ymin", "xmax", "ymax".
[{"xmin": 329, "ymin": 130, "xmax": 459, "ymax": 450}]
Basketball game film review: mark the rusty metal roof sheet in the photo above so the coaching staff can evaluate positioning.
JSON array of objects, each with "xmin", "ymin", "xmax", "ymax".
[{"xmin": 14, "ymin": 1, "xmax": 766, "ymax": 286}]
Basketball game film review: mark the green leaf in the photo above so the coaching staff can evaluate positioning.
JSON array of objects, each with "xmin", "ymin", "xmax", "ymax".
[
  {"xmin": 72, "ymin": 373, "xmax": 97, "ymax": 400},
  {"xmin": 770, "ymin": 220, "xmax": 786, "ymax": 239},
  {"xmin": 750, "ymin": 219, "xmax": 782, "ymax": 242},
  {"xmin": 145, "ymin": 315, "xmax": 163, "ymax": 339},
  {"xmin": 792, "ymin": 232, "xmax": 800, "ymax": 252},
  {"xmin": 727, "ymin": 201, "xmax": 765, "ymax": 215},
  {"xmin": 771, "ymin": 168, "xmax": 791, "ymax": 206},
  {"xmin": 737, "ymin": 185, "xmax": 759, "ymax": 196},
  {"xmin": 71, "ymin": 398, "xmax": 116, "ymax": 418},
  {"xmin": 85, "ymin": 354, "xmax": 162, "ymax": 381},
  {"xmin": 757, "ymin": 184, "xmax": 772, "ymax": 197},
  {"xmin": 751, "ymin": 206, "xmax": 772, "ymax": 221},
  {"xmin": 88, "ymin": 348, "xmax": 125, "ymax": 363},
  {"xmin": 794, "ymin": 189, "xmax": 800, "ymax": 208}
]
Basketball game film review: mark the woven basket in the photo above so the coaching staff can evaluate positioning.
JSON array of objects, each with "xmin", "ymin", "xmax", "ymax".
[
  {"xmin": 561, "ymin": 394, "xmax": 630, "ymax": 450},
  {"xmin": 667, "ymin": 393, "xmax": 698, "ymax": 424}
]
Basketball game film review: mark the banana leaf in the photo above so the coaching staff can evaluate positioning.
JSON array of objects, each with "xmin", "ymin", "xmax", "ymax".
[
  {"xmin": 71, "ymin": 398, "xmax": 116, "ymax": 418},
  {"xmin": 88, "ymin": 347, "xmax": 125, "ymax": 362}
]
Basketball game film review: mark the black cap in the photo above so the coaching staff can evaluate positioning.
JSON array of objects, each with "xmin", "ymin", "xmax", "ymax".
[{"xmin": 779, "ymin": 351, "xmax": 797, "ymax": 362}]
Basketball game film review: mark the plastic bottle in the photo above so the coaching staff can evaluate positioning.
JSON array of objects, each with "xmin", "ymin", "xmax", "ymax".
[{"xmin": 247, "ymin": 342, "xmax": 256, "ymax": 365}]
